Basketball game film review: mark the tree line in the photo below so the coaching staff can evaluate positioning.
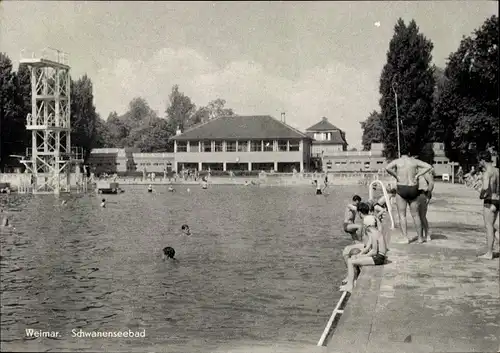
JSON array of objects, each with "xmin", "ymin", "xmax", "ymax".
[
  {"xmin": 361, "ymin": 15, "xmax": 498, "ymax": 166},
  {"xmin": 0, "ymin": 51, "xmax": 235, "ymax": 170}
]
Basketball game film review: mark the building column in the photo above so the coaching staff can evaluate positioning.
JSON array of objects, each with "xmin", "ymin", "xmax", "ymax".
[
  {"xmin": 274, "ymin": 161, "xmax": 278, "ymax": 172},
  {"xmin": 248, "ymin": 162, "xmax": 252, "ymax": 171},
  {"xmin": 223, "ymin": 162, "xmax": 227, "ymax": 171},
  {"xmin": 300, "ymin": 161, "xmax": 304, "ymax": 172},
  {"xmin": 198, "ymin": 162, "xmax": 203, "ymax": 171},
  {"xmin": 174, "ymin": 141, "xmax": 177, "ymax": 153}
]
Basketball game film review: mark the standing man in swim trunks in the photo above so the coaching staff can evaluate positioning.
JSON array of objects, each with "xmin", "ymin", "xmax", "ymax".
[
  {"xmin": 343, "ymin": 195, "xmax": 362, "ymax": 241},
  {"xmin": 385, "ymin": 150, "xmax": 433, "ymax": 243},
  {"xmin": 477, "ymin": 150, "xmax": 499, "ymax": 260},
  {"xmin": 417, "ymin": 171, "xmax": 435, "ymax": 242}
]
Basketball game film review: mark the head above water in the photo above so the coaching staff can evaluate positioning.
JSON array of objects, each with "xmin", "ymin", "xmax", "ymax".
[
  {"xmin": 163, "ymin": 246, "xmax": 175, "ymax": 259},
  {"xmin": 102, "ymin": 198, "xmax": 106, "ymax": 202},
  {"xmin": 181, "ymin": 224, "xmax": 191, "ymax": 235}
]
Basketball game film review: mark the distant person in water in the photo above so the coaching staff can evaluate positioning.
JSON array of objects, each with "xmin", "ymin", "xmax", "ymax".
[
  {"xmin": 100, "ymin": 198, "xmax": 106, "ymax": 208},
  {"xmin": 477, "ymin": 150, "xmax": 500, "ymax": 260},
  {"xmin": 1, "ymin": 209, "xmax": 10, "ymax": 227},
  {"xmin": 343, "ymin": 195, "xmax": 362, "ymax": 241},
  {"xmin": 181, "ymin": 224, "xmax": 191, "ymax": 235},
  {"xmin": 417, "ymin": 171, "xmax": 435, "ymax": 242},
  {"xmin": 168, "ymin": 185, "xmax": 175, "ymax": 192},
  {"xmin": 313, "ymin": 180, "xmax": 325, "ymax": 195},
  {"xmin": 385, "ymin": 149, "xmax": 433, "ymax": 243},
  {"xmin": 163, "ymin": 246, "xmax": 176, "ymax": 260},
  {"xmin": 148, "ymin": 184, "xmax": 153, "ymax": 193}
]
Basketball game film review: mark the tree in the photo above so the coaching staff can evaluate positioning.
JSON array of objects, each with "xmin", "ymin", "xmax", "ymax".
[
  {"xmin": 165, "ymin": 85, "xmax": 196, "ymax": 132},
  {"xmin": 378, "ymin": 19, "xmax": 435, "ymax": 159},
  {"xmin": 105, "ymin": 111, "xmax": 129, "ymax": 147},
  {"xmin": 0, "ymin": 53, "xmax": 27, "ymax": 170},
  {"xmin": 71, "ymin": 75, "xmax": 100, "ymax": 160},
  {"xmin": 433, "ymin": 15, "xmax": 499, "ymax": 164},
  {"xmin": 360, "ymin": 110, "xmax": 384, "ymax": 151},
  {"xmin": 188, "ymin": 98, "xmax": 235, "ymax": 126}
]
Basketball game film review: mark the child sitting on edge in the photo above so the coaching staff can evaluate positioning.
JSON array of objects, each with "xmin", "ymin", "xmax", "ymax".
[{"xmin": 340, "ymin": 209, "xmax": 388, "ymax": 293}]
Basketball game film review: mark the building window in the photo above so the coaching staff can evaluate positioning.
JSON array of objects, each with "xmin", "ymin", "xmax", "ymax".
[
  {"xmin": 289, "ymin": 140, "xmax": 300, "ymax": 151},
  {"xmin": 238, "ymin": 141, "xmax": 248, "ymax": 152},
  {"xmin": 250, "ymin": 140, "xmax": 262, "ymax": 152},
  {"xmin": 277, "ymin": 140, "xmax": 288, "ymax": 151},
  {"xmin": 376, "ymin": 161, "xmax": 384, "ymax": 164},
  {"xmin": 214, "ymin": 141, "xmax": 223, "ymax": 152},
  {"xmin": 189, "ymin": 141, "xmax": 199, "ymax": 152},
  {"xmin": 226, "ymin": 141, "xmax": 236, "ymax": 152},
  {"xmin": 263, "ymin": 140, "xmax": 273, "ymax": 152},
  {"xmin": 201, "ymin": 141, "xmax": 212, "ymax": 152},
  {"xmin": 177, "ymin": 142, "xmax": 187, "ymax": 152}
]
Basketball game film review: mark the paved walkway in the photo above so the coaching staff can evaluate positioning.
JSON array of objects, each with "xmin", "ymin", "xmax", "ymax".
[{"xmin": 328, "ymin": 183, "xmax": 500, "ymax": 353}]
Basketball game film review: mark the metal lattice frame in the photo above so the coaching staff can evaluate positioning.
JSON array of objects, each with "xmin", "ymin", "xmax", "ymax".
[{"xmin": 20, "ymin": 48, "xmax": 74, "ymax": 194}]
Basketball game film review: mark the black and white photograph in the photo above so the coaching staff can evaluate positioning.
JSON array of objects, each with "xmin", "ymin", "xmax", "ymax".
[{"xmin": 0, "ymin": 1, "xmax": 499, "ymax": 352}]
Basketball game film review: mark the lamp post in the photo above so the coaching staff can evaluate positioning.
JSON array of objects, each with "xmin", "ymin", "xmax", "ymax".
[{"xmin": 391, "ymin": 79, "xmax": 401, "ymax": 158}]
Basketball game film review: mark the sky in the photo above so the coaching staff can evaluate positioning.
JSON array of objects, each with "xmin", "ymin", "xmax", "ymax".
[{"xmin": 0, "ymin": 1, "xmax": 497, "ymax": 148}]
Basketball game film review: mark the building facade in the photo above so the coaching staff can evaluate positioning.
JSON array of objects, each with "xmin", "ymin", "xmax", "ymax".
[
  {"xmin": 306, "ymin": 117, "xmax": 348, "ymax": 157},
  {"xmin": 87, "ymin": 148, "xmax": 139, "ymax": 174},
  {"xmin": 171, "ymin": 115, "xmax": 312, "ymax": 172},
  {"xmin": 322, "ymin": 143, "xmax": 386, "ymax": 172},
  {"xmin": 132, "ymin": 153, "xmax": 175, "ymax": 173}
]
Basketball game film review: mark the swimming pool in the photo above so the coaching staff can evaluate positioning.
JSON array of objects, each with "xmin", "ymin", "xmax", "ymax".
[{"xmin": 0, "ymin": 184, "xmax": 366, "ymax": 352}]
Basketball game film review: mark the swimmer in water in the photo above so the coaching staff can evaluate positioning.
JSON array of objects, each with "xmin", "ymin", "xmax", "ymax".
[
  {"xmin": 100, "ymin": 198, "xmax": 106, "ymax": 208},
  {"xmin": 168, "ymin": 185, "xmax": 175, "ymax": 192},
  {"xmin": 313, "ymin": 180, "xmax": 326, "ymax": 195},
  {"xmin": 385, "ymin": 148, "xmax": 433, "ymax": 243},
  {"xmin": 1, "ymin": 209, "xmax": 11, "ymax": 227},
  {"xmin": 147, "ymin": 184, "xmax": 153, "ymax": 193},
  {"xmin": 181, "ymin": 224, "xmax": 191, "ymax": 235},
  {"xmin": 61, "ymin": 200, "xmax": 67, "ymax": 206},
  {"xmin": 343, "ymin": 195, "xmax": 362, "ymax": 241},
  {"xmin": 163, "ymin": 246, "xmax": 176, "ymax": 260}
]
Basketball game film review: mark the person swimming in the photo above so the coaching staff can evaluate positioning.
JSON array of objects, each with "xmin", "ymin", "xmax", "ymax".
[
  {"xmin": 168, "ymin": 185, "xmax": 175, "ymax": 192},
  {"xmin": 100, "ymin": 198, "xmax": 106, "ymax": 208},
  {"xmin": 163, "ymin": 246, "xmax": 176, "ymax": 260},
  {"xmin": 181, "ymin": 224, "xmax": 191, "ymax": 235},
  {"xmin": 1, "ymin": 209, "xmax": 10, "ymax": 227},
  {"xmin": 385, "ymin": 150, "xmax": 433, "ymax": 243},
  {"xmin": 147, "ymin": 184, "xmax": 153, "ymax": 193}
]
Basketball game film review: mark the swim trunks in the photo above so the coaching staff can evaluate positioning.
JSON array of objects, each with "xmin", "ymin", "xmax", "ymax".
[
  {"xmin": 396, "ymin": 184, "xmax": 420, "ymax": 201},
  {"xmin": 483, "ymin": 199, "xmax": 500, "ymax": 210},
  {"xmin": 316, "ymin": 189, "xmax": 322, "ymax": 195},
  {"xmin": 372, "ymin": 253, "xmax": 386, "ymax": 265}
]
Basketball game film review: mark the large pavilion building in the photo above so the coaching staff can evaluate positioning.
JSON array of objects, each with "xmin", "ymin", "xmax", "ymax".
[{"xmin": 170, "ymin": 115, "xmax": 312, "ymax": 172}]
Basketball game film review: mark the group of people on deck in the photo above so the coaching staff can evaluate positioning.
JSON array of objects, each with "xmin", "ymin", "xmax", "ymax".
[{"xmin": 339, "ymin": 148, "xmax": 499, "ymax": 292}]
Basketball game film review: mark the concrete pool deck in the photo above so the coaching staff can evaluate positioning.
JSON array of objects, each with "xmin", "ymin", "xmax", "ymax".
[{"xmin": 328, "ymin": 183, "xmax": 500, "ymax": 353}]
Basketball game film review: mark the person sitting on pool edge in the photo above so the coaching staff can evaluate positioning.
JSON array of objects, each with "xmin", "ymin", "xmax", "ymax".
[
  {"xmin": 340, "ymin": 210, "xmax": 388, "ymax": 293},
  {"xmin": 341, "ymin": 202, "xmax": 374, "ymax": 285},
  {"xmin": 343, "ymin": 195, "xmax": 362, "ymax": 241}
]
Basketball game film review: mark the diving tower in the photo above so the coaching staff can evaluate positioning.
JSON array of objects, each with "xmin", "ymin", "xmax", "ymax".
[{"xmin": 19, "ymin": 48, "xmax": 84, "ymax": 194}]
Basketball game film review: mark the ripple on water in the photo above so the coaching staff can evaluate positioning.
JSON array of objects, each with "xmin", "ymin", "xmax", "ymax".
[{"xmin": 0, "ymin": 185, "xmax": 364, "ymax": 350}]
